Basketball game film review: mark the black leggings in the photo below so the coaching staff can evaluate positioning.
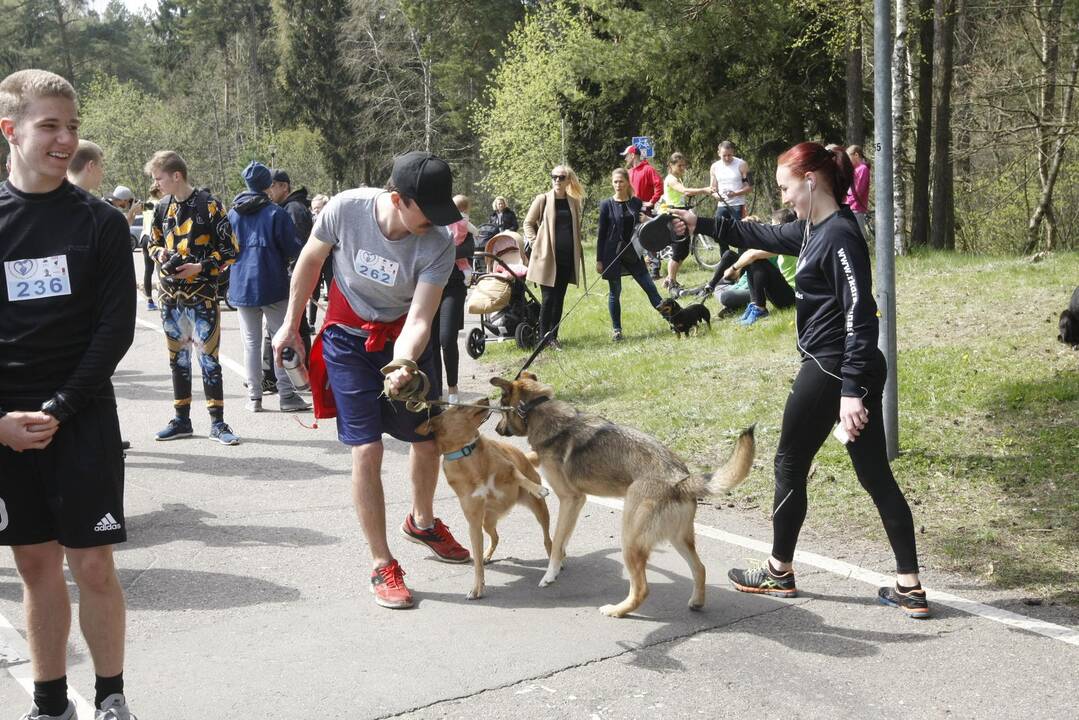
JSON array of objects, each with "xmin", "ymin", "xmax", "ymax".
[
  {"xmin": 141, "ymin": 246, "xmax": 154, "ymax": 299},
  {"xmin": 772, "ymin": 352, "xmax": 919, "ymax": 574},
  {"xmin": 747, "ymin": 260, "xmax": 795, "ymax": 310},
  {"xmin": 539, "ymin": 264, "xmax": 573, "ymax": 341},
  {"xmin": 438, "ymin": 280, "xmax": 466, "ymax": 388}
]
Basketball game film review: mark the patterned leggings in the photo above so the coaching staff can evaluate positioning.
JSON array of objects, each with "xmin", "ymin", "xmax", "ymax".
[{"xmin": 161, "ymin": 302, "xmax": 224, "ymax": 420}]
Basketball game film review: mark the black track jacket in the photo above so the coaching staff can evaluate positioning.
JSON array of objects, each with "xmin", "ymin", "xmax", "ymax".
[
  {"xmin": 697, "ymin": 207, "xmax": 880, "ymax": 397},
  {"xmin": 0, "ymin": 180, "xmax": 136, "ymax": 412}
]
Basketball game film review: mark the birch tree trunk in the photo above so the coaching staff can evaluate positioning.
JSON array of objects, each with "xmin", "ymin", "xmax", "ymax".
[{"xmin": 1025, "ymin": 0, "xmax": 1073, "ymax": 254}]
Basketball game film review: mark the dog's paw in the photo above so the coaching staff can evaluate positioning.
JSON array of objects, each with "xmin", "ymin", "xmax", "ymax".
[
  {"xmin": 538, "ymin": 572, "xmax": 558, "ymax": 587},
  {"xmin": 688, "ymin": 599, "xmax": 705, "ymax": 611},
  {"xmin": 599, "ymin": 604, "xmax": 627, "ymax": 618},
  {"xmin": 535, "ymin": 485, "xmax": 550, "ymax": 497},
  {"xmin": 467, "ymin": 586, "xmax": 485, "ymax": 600}
]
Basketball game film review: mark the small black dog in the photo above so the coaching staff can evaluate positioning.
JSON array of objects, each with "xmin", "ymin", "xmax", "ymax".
[
  {"xmin": 657, "ymin": 298, "xmax": 711, "ymax": 338},
  {"xmin": 1059, "ymin": 286, "xmax": 1079, "ymax": 348}
]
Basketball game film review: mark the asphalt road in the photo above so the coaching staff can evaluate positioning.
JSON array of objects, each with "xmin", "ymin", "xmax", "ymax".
[{"xmin": 1, "ymin": 263, "xmax": 1076, "ymax": 718}]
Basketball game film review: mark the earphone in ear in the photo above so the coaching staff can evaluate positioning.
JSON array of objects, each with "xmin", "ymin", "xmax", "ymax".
[{"xmin": 807, "ymin": 177, "xmax": 815, "ymax": 191}]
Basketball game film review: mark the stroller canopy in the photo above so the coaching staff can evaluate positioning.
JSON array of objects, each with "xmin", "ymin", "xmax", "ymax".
[{"xmin": 484, "ymin": 230, "xmax": 528, "ymax": 277}]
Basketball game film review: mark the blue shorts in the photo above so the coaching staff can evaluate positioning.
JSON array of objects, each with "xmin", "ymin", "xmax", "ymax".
[{"xmin": 321, "ymin": 324, "xmax": 442, "ymax": 446}]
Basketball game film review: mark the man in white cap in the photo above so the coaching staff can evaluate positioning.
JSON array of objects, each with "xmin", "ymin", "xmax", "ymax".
[{"xmin": 105, "ymin": 185, "xmax": 143, "ymax": 227}]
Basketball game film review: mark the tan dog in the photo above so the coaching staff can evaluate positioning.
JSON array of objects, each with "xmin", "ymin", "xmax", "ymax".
[
  {"xmin": 417, "ymin": 399, "xmax": 552, "ymax": 600},
  {"xmin": 491, "ymin": 372, "xmax": 755, "ymax": 618}
]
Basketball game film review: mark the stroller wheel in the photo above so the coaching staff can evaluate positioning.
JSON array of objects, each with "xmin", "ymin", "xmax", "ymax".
[
  {"xmin": 467, "ymin": 327, "xmax": 486, "ymax": 358},
  {"xmin": 514, "ymin": 323, "xmax": 537, "ymax": 351}
]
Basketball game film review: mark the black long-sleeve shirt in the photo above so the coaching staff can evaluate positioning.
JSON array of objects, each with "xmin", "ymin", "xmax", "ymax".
[
  {"xmin": 698, "ymin": 208, "xmax": 879, "ymax": 397},
  {"xmin": 0, "ymin": 180, "xmax": 136, "ymax": 412}
]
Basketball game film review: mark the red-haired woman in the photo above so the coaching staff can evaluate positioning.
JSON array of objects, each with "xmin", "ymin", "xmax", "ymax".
[{"xmin": 673, "ymin": 142, "xmax": 928, "ymax": 618}]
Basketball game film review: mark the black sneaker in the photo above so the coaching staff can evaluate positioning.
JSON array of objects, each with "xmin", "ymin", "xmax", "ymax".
[
  {"xmin": 728, "ymin": 563, "xmax": 797, "ymax": 598},
  {"xmin": 261, "ymin": 376, "xmax": 278, "ymax": 395},
  {"xmin": 878, "ymin": 585, "xmax": 931, "ymax": 618}
]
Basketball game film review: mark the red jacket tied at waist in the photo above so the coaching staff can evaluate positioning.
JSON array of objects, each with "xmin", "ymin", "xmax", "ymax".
[{"xmin": 308, "ymin": 281, "xmax": 407, "ymax": 421}]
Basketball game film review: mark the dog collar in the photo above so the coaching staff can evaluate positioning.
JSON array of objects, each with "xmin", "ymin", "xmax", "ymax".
[
  {"xmin": 443, "ymin": 437, "xmax": 479, "ymax": 462},
  {"xmin": 515, "ymin": 396, "xmax": 550, "ymax": 419}
]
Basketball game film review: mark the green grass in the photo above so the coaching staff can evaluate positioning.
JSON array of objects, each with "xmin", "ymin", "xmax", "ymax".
[{"xmin": 477, "ymin": 249, "xmax": 1079, "ymax": 604}]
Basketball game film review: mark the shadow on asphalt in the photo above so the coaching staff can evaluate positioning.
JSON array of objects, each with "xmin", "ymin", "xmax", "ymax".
[
  {"xmin": 123, "ymin": 450, "xmax": 342, "ymax": 482},
  {"xmin": 0, "ymin": 565, "xmax": 301, "ymax": 611},
  {"xmin": 122, "ymin": 503, "xmax": 340, "ymax": 550},
  {"xmin": 116, "ymin": 567, "xmax": 302, "ymax": 610}
]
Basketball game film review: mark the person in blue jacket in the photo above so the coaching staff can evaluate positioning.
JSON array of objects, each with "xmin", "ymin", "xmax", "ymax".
[{"xmin": 228, "ymin": 161, "xmax": 310, "ymax": 413}]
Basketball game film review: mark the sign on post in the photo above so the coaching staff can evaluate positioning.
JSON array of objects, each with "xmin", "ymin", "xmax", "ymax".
[{"xmin": 632, "ymin": 136, "xmax": 655, "ymax": 158}]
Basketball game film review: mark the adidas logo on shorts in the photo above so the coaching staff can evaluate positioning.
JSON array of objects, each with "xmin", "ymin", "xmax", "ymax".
[{"xmin": 94, "ymin": 513, "xmax": 122, "ymax": 532}]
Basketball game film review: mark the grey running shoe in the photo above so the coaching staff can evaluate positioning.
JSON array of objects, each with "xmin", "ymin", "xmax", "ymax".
[
  {"xmin": 155, "ymin": 416, "xmax": 193, "ymax": 441},
  {"xmin": 209, "ymin": 421, "xmax": 240, "ymax": 445},
  {"xmin": 279, "ymin": 393, "xmax": 311, "ymax": 413},
  {"xmin": 21, "ymin": 701, "xmax": 75, "ymax": 720},
  {"xmin": 95, "ymin": 693, "xmax": 138, "ymax": 720},
  {"xmin": 246, "ymin": 398, "xmax": 263, "ymax": 413}
]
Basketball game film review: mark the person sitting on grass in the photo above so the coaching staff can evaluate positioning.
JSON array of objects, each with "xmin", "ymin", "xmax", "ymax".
[{"xmin": 705, "ymin": 209, "xmax": 797, "ymax": 326}]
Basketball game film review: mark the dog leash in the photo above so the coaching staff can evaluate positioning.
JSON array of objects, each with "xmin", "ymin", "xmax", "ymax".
[
  {"xmin": 516, "ymin": 231, "xmax": 648, "ymax": 378},
  {"xmin": 379, "ymin": 359, "xmax": 510, "ymax": 414}
]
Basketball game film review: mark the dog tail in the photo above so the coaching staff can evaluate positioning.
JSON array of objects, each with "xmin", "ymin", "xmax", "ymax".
[{"xmin": 682, "ymin": 424, "xmax": 756, "ymax": 498}]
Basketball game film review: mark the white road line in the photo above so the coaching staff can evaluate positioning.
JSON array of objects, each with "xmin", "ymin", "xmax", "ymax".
[
  {"xmin": 586, "ymin": 496, "xmax": 1079, "ymax": 647},
  {"xmin": 2, "ymin": 607, "xmax": 95, "ymax": 715}
]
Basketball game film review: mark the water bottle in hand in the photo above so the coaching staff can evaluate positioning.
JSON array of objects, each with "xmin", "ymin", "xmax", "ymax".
[{"xmin": 281, "ymin": 348, "xmax": 310, "ymax": 391}]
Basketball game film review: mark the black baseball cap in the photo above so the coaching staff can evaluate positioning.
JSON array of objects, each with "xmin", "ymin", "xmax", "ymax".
[
  {"xmin": 390, "ymin": 151, "xmax": 461, "ymax": 226},
  {"xmin": 271, "ymin": 168, "xmax": 290, "ymax": 185}
]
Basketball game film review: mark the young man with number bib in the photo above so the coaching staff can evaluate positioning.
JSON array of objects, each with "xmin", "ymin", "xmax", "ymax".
[
  {"xmin": 272, "ymin": 151, "xmax": 470, "ymax": 609},
  {"xmin": 0, "ymin": 69, "xmax": 138, "ymax": 720}
]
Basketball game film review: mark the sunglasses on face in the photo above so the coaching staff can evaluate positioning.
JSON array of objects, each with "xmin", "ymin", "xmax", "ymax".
[{"xmin": 551, "ymin": 174, "xmax": 567, "ymax": 181}]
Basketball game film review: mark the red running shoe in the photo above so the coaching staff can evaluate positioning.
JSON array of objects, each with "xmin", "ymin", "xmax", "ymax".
[
  {"xmin": 401, "ymin": 514, "xmax": 471, "ymax": 563},
  {"xmin": 370, "ymin": 559, "xmax": 413, "ymax": 609}
]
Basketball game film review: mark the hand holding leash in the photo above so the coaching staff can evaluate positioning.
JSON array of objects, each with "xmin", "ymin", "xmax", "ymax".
[{"xmin": 381, "ymin": 359, "xmax": 431, "ymax": 412}]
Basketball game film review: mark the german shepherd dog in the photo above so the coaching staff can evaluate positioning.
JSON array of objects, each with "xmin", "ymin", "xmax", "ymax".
[
  {"xmin": 656, "ymin": 298, "xmax": 711, "ymax": 337},
  {"xmin": 491, "ymin": 372, "xmax": 755, "ymax": 617},
  {"xmin": 1059, "ymin": 286, "xmax": 1079, "ymax": 347},
  {"xmin": 417, "ymin": 399, "xmax": 553, "ymax": 600}
]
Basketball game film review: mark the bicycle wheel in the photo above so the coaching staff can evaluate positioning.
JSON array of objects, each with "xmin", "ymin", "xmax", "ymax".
[{"xmin": 691, "ymin": 234, "xmax": 723, "ymax": 269}]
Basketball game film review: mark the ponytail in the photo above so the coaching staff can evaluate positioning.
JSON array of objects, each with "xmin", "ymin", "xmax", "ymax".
[{"xmin": 778, "ymin": 141, "xmax": 853, "ymax": 205}]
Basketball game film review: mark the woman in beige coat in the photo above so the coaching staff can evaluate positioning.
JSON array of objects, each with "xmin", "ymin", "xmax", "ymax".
[{"xmin": 523, "ymin": 164, "xmax": 585, "ymax": 350}]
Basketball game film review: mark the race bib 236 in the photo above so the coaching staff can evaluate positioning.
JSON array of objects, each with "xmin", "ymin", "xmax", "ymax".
[{"xmin": 5, "ymin": 255, "xmax": 72, "ymax": 302}]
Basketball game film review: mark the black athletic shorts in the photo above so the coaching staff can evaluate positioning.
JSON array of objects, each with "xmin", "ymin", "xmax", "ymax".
[
  {"xmin": 0, "ymin": 397, "xmax": 126, "ymax": 548},
  {"xmin": 670, "ymin": 238, "xmax": 690, "ymax": 262}
]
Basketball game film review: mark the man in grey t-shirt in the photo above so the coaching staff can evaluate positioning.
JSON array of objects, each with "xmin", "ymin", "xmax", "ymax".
[{"xmin": 273, "ymin": 151, "xmax": 469, "ymax": 610}]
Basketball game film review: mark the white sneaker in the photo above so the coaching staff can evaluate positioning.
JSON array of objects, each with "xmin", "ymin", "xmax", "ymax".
[
  {"xmin": 21, "ymin": 701, "xmax": 75, "ymax": 720},
  {"xmin": 95, "ymin": 693, "xmax": 137, "ymax": 720},
  {"xmin": 447, "ymin": 393, "xmax": 459, "ymax": 404}
]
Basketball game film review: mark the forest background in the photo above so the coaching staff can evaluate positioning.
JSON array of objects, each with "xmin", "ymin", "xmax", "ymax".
[{"xmin": 0, "ymin": 0, "xmax": 1076, "ymax": 254}]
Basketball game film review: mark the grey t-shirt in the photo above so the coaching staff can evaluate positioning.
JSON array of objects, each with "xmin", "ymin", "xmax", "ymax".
[{"xmin": 312, "ymin": 188, "xmax": 453, "ymax": 325}]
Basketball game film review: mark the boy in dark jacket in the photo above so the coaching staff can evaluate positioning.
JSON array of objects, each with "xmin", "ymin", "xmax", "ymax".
[{"xmin": 228, "ymin": 162, "xmax": 308, "ymax": 413}]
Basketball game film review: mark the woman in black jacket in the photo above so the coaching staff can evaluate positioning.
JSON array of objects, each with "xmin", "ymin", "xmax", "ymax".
[
  {"xmin": 488, "ymin": 196, "xmax": 518, "ymax": 232},
  {"xmin": 673, "ymin": 142, "xmax": 928, "ymax": 618},
  {"xmin": 597, "ymin": 168, "xmax": 663, "ymax": 341}
]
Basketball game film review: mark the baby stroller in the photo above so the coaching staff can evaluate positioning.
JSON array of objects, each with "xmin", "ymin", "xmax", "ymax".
[{"xmin": 465, "ymin": 230, "xmax": 541, "ymax": 358}]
